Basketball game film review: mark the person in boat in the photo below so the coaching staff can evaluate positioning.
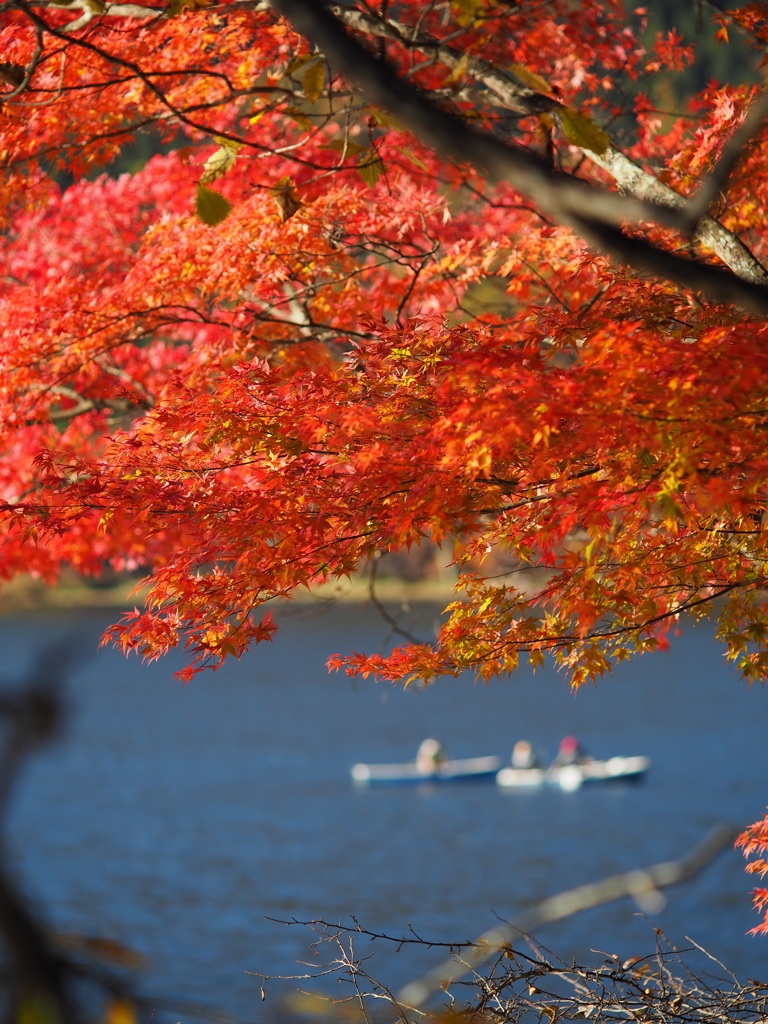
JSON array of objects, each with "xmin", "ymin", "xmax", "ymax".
[
  {"xmin": 416, "ymin": 738, "xmax": 446, "ymax": 774},
  {"xmin": 551, "ymin": 735, "xmax": 591, "ymax": 767},
  {"xmin": 511, "ymin": 740, "xmax": 541, "ymax": 769}
]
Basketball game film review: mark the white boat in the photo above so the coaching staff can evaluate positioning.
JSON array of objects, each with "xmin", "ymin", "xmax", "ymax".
[
  {"xmin": 494, "ymin": 766, "xmax": 548, "ymax": 788},
  {"xmin": 351, "ymin": 755, "xmax": 502, "ymax": 785},
  {"xmin": 496, "ymin": 755, "xmax": 650, "ymax": 792}
]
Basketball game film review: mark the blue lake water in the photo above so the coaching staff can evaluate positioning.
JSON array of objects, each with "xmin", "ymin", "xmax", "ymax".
[{"xmin": 3, "ymin": 602, "xmax": 768, "ymax": 1019}]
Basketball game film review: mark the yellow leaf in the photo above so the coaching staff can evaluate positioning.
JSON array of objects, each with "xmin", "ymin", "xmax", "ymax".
[
  {"xmin": 302, "ymin": 60, "xmax": 326, "ymax": 103},
  {"xmin": 195, "ymin": 184, "xmax": 232, "ymax": 226},
  {"xmin": 509, "ymin": 63, "xmax": 553, "ymax": 94},
  {"xmin": 285, "ymin": 52, "xmax": 316, "ymax": 77},
  {"xmin": 529, "ymin": 649, "xmax": 545, "ymax": 671},
  {"xmin": 451, "ymin": 0, "xmax": 484, "ymax": 27},
  {"xmin": 559, "ymin": 107, "xmax": 610, "ymax": 155},
  {"xmin": 446, "ymin": 53, "xmax": 469, "ymax": 85}
]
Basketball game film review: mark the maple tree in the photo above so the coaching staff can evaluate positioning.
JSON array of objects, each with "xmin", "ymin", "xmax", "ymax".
[{"xmin": 2, "ymin": 0, "xmax": 768, "ymax": 926}]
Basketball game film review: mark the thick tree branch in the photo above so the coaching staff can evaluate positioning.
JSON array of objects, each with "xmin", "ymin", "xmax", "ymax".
[
  {"xmin": 589, "ymin": 147, "xmax": 768, "ymax": 284},
  {"xmin": 270, "ymin": 0, "xmax": 685, "ymax": 231},
  {"xmin": 271, "ymin": 0, "xmax": 768, "ymax": 311},
  {"xmin": 331, "ymin": 4, "xmax": 768, "ymax": 286}
]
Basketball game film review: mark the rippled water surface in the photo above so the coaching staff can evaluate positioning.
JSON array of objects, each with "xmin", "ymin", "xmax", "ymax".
[{"xmin": 4, "ymin": 604, "xmax": 768, "ymax": 1019}]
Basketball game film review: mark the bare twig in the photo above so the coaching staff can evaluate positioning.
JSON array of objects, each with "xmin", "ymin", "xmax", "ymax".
[
  {"xmin": 259, "ymin": 913, "xmax": 768, "ymax": 1024},
  {"xmin": 368, "ymin": 553, "xmax": 427, "ymax": 647},
  {"xmin": 397, "ymin": 825, "xmax": 738, "ymax": 1008}
]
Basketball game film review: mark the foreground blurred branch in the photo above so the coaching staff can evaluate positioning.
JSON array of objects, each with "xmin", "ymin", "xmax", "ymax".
[
  {"xmin": 0, "ymin": 648, "xmax": 79, "ymax": 1024},
  {"xmin": 0, "ymin": 645, "xmax": 288, "ymax": 1024},
  {"xmin": 0, "ymin": 645, "xmax": 145, "ymax": 1024}
]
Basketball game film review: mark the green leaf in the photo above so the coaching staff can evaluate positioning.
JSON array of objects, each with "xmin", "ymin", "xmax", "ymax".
[
  {"xmin": 559, "ymin": 108, "xmax": 610, "ymax": 155},
  {"xmin": 195, "ymin": 184, "xmax": 232, "ymax": 226},
  {"xmin": 302, "ymin": 60, "xmax": 325, "ymax": 103},
  {"xmin": 356, "ymin": 155, "xmax": 385, "ymax": 188}
]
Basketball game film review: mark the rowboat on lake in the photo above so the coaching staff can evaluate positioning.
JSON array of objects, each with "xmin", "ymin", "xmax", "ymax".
[
  {"xmin": 351, "ymin": 754, "xmax": 502, "ymax": 785},
  {"xmin": 496, "ymin": 755, "xmax": 650, "ymax": 792}
]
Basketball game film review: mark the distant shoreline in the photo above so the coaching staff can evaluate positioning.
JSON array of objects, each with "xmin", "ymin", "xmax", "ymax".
[{"xmin": 0, "ymin": 571, "xmax": 467, "ymax": 615}]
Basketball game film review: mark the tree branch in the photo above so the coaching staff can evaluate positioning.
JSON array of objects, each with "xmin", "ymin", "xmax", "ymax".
[
  {"xmin": 270, "ymin": 0, "xmax": 768, "ymax": 311},
  {"xmin": 331, "ymin": 4, "xmax": 768, "ymax": 286},
  {"xmin": 0, "ymin": 24, "xmax": 43, "ymax": 104},
  {"xmin": 271, "ymin": 0, "xmax": 683, "ymax": 231}
]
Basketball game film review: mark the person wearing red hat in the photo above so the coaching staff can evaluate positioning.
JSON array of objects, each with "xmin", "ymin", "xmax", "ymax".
[{"xmin": 552, "ymin": 735, "xmax": 590, "ymax": 768}]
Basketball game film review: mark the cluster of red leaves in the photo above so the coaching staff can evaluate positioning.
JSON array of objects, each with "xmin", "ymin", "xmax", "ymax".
[
  {"xmin": 2, "ymin": 0, "xmax": 768, "ymax": 928},
  {"xmin": 737, "ymin": 816, "xmax": 768, "ymax": 934}
]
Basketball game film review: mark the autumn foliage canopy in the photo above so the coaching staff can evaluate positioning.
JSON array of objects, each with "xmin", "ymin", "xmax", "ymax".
[{"xmin": 3, "ymin": 0, "xmax": 768, "ymax": 925}]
